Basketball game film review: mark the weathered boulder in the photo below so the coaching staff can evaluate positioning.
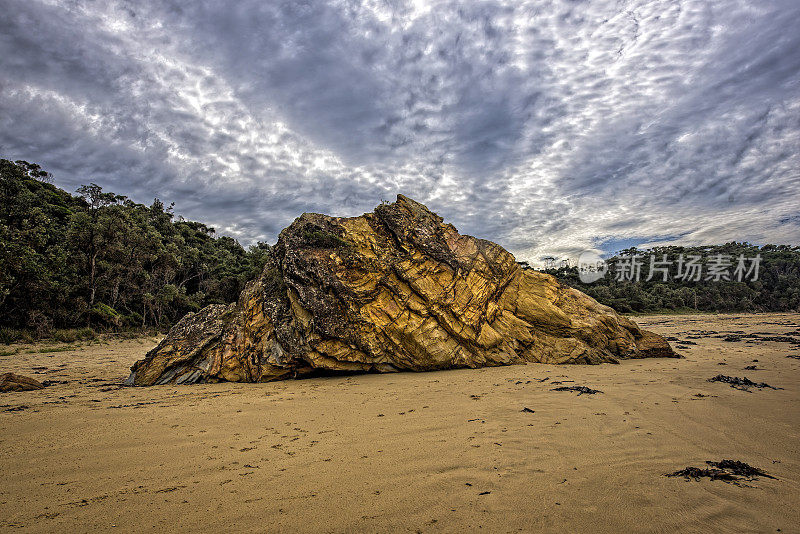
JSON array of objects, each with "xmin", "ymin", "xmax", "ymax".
[
  {"xmin": 127, "ymin": 195, "xmax": 676, "ymax": 385},
  {"xmin": 0, "ymin": 372, "xmax": 45, "ymax": 392}
]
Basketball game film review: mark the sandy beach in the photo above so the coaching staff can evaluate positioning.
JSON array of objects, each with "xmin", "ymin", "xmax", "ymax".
[{"xmin": 1, "ymin": 313, "xmax": 799, "ymax": 533}]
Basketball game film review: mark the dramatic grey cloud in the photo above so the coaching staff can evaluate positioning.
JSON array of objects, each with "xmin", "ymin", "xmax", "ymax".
[{"xmin": 1, "ymin": 0, "xmax": 798, "ymax": 262}]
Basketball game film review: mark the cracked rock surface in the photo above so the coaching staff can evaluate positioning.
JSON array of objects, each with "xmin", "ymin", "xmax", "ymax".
[{"xmin": 127, "ymin": 195, "xmax": 676, "ymax": 385}]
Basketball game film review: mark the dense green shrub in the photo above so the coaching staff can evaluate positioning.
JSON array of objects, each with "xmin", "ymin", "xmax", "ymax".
[{"xmin": 0, "ymin": 159, "xmax": 270, "ymax": 332}]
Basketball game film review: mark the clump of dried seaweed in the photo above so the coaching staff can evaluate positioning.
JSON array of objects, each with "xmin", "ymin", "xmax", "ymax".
[
  {"xmin": 709, "ymin": 460, "xmax": 776, "ymax": 479},
  {"xmin": 707, "ymin": 375, "xmax": 781, "ymax": 391},
  {"xmin": 666, "ymin": 460, "xmax": 776, "ymax": 486},
  {"xmin": 550, "ymin": 385, "xmax": 603, "ymax": 395}
]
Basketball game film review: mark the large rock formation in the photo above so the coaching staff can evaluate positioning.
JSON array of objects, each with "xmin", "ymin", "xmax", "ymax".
[{"xmin": 127, "ymin": 195, "xmax": 676, "ymax": 386}]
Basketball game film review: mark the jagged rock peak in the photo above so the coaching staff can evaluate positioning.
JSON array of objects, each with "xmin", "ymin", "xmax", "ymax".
[{"xmin": 126, "ymin": 195, "xmax": 676, "ymax": 385}]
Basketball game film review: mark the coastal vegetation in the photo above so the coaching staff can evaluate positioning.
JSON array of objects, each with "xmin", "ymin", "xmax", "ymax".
[{"xmin": 1, "ymin": 159, "xmax": 269, "ymax": 341}]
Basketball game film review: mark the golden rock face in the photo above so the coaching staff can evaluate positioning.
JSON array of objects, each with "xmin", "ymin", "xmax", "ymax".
[{"xmin": 127, "ymin": 195, "xmax": 676, "ymax": 385}]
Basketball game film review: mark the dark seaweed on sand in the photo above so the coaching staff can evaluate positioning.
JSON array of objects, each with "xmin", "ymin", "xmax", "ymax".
[
  {"xmin": 666, "ymin": 460, "xmax": 776, "ymax": 485},
  {"xmin": 722, "ymin": 333, "xmax": 800, "ymax": 345},
  {"xmin": 550, "ymin": 386, "xmax": 603, "ymax": 395},
  {"xmin": 709, "ymin": 460, "xmax": 776, "ymax": 479},
  {"xmin": 666, "ymin": 467, "xmax": 738, "ymax": 482},
  {"xmin": 707, "ymin": 375, "xmax": 781, "ymax": 391}
]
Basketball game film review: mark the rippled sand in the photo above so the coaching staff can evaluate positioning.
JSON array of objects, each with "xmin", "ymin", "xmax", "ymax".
[{"xmin": 1, "ymin": 313, "xmax": 799, "ymax": 533}]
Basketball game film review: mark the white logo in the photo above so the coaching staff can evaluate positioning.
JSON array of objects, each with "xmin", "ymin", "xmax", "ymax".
[{"xmin": 578, "ymin": 251, "xmax": 608, "ymax": 284}]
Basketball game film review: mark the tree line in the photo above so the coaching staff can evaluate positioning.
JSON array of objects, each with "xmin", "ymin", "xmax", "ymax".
[
  {"xmin": 532, "ymin": 243, "xmax": 800, "ymax": 313},
  {"xmin": 1, "ymin": 159, "xmax": 269, "ymax": 338}
]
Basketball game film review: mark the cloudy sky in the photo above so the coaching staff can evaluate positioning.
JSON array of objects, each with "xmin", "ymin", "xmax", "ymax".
[{"xmin": 1, "ymin": 0, "xmax": 798, "ymax": 263}]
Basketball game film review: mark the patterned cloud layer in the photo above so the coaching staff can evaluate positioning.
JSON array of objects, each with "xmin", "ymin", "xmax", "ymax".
[{"xmin": 1, "ymin": 0, "xmax": 798, "ymax": 261}]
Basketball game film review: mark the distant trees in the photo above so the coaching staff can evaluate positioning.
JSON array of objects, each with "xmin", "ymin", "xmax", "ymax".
[
  {"xmin": 0, "ymin": 159, "xmax": 269, "ymax": 334},
  {"xmin": 537, "ymin": 244, "xmax": 800, "ymax": 313}
]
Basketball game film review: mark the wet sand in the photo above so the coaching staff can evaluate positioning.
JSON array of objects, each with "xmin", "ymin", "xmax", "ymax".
[{"xmin": 1, "ymin": 313, "xmax": 799, "ymax": 533}]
